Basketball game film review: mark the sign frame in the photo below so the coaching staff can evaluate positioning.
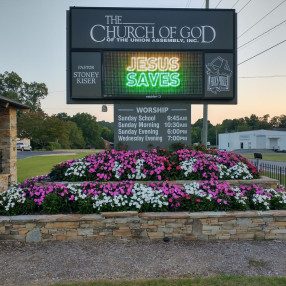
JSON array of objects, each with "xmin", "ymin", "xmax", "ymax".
[{"xmin": 66, "ymin": 7, "xmax": 237, "ymax": 105}]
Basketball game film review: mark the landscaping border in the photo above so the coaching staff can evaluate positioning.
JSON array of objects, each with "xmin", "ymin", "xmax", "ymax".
[
  {"xmin": 35, "ymin": 176, "xmax": 279, "ymax": 189},
  {"xmin": 1, "ymin": 210, "xmax": 286, "ymax": 243}
]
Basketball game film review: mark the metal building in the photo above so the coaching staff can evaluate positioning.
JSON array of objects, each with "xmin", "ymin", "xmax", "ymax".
[{"xmin": 218, "ymin": 130, "xmax": 286, "ymax": 151}]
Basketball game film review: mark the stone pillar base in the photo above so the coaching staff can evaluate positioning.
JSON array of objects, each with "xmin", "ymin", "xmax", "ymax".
[{"xmin": 0, "ymin": 174, "xmax": 9, "ymax": 193}]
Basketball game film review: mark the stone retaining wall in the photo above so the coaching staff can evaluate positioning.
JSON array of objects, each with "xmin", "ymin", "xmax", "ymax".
[
  {"xmin": 36, "ymin": 176, "xmax": 279, "ymax": 189},
  {"xmin": 1, "ymin": 210, "xmax": 286, "ymax": 243}
]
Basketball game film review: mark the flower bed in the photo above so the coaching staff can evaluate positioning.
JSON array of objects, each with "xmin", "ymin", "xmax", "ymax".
[
  {"xmin": 1, "ymin": 148, "xmax": 285, "ymax": 216},
  {"xmin": 49, "ymin": 149, "xmax": 258, "ymax": 182},
  {"xmin": 1, "ymin": 177, "xmax": 285, "ymax": 216}
]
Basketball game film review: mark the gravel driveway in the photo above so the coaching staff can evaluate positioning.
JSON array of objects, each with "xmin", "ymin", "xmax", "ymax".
[{"xmin": 1, "ymin": 240, "xmax": 286, "ymax": 285}]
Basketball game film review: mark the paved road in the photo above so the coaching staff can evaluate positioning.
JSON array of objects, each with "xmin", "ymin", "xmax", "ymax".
[{"xmin": 17, "ymin": 150, "xmax": 79, "ymax": 160}]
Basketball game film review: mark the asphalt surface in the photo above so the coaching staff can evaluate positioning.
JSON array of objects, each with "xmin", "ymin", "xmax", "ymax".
[{"xmin": 17, "ymin": 150, "xmax": 79, "ymax": 160}]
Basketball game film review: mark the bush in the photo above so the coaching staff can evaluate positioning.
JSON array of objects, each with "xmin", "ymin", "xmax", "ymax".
[
  {"xmin": 45, "ymin": 142, "xmax": 61, "ymax": 151},
  {"xmin": 171, "ymin": 142, "xmax": 189, "ymax": 151},
  {"xmin": 42, "ymin": 193, "xmax": 71, "ymax": 214}
]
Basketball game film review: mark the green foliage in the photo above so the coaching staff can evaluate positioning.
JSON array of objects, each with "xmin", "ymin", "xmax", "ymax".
[
  {"xmin": 270, "ymin": 115, "xmax": 286, "ymax": 128},
  {"xmin": 17, "ymin": 112, "xmax": 87, "ymax": 150},
  {"xmin": 98, "ymin": 120, "xmax": 114, "ymax": 131},
  {"xmin": 45, "ymin": 144, "xmax": 55, "ymax": 151},
  {"xmin": 0, "ymin": 71, "xmax": 48, "ymax": 112},
  {"xmin": 46, "ymin": 142, "xmax": 61, "ymax": 151},
  {"xmin": 66, "ymin": 121, "xmax": 85, "ymax": 149},
  {"xmin": 190, "ymin": 143, "xmax": 208, "ymax": 152},
  {"xmin": 49, "ymin": 164, "xmax": 69, "ymax": 181},
  {"xmin": 73, "ymin": 197, "xmax": 94, "ymax": 214},
  {"xmin": 101, "ymin": 126, "xmax": 114, "ymax": 142},
  {"xmin": 116, "ymin": 142, "xmax": 128, "ymax": 151},
  {"xmin": 71, "ymin": 113, "xmax": 104, "ymax": 149},
  {"xmin": 192, "ymin": 113, "xmax": 285, "ymax": 146},
  {"xmin": 42, "ymin": 193, "xmax": 71, "ymax": 214},
  {"xmin": 0, "ymin": 197, "xmax": 37, "ymax": 216},
  {"xmin": 17, "ymin": 112, "xmax": 70, "ymax": 149},
  {"xmin": 170, "ymin": 142, "xmax": 188, "ymax": 151}
]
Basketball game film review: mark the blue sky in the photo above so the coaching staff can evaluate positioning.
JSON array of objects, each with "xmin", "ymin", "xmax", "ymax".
[{"xmin": 0, "ymin": 0, "xmax": 285, "ymax": 124}]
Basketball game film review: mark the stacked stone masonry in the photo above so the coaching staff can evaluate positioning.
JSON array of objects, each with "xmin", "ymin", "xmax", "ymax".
[
  {"xmin": 0, "ymin": 106, "xmax": 17, "ymax": 192},
  {"xmin": 1, "ymin": 210, "xmax": 286, "ymax": 243}
]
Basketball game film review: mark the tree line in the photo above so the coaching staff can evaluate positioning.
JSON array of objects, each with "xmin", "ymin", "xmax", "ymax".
[
  {"xmin": 1, "ymin": 71, "xmax": 285, "ymax": 149},
  {"xmin": 192, "ymin": 114, "xmax": 286, "ymax": 146},
  {"xmin": 18, "ymin": 112, "xmax": 114, "ymax": 150},
  {"xmin": 0, "ymin": 71, "xmax": 113, "ymax": 150}
]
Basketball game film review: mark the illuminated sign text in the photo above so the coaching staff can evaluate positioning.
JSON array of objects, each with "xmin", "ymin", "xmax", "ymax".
[{"xmin": 126, "ymin": 56, "xmax": 181, "ymax": 88}]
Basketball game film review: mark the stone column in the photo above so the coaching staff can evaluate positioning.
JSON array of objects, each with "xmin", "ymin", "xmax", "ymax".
[{"xmin": 0, "ymin": 106, "xmax": 17, "ymax": 191}]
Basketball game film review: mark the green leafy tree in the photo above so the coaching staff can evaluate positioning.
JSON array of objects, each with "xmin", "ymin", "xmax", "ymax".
[
  {"xmin": 0, "ymin": 71, "xmax": 48, "ymax": 112},
  {"xmin": 18, "ymin": 112, "xmax": 49, "ymax": 148},
  {"xmin": 71, "ymin": 113, "xmax": 104, "ymax": 148},
  {"xmin": 101, "ymin": 126, "xmax": 114, "ymax": 142},
  {"xmin": 18, "ymin": 112, "xmax": 70, "ymax": 149},
  {"xmin": 66, "ymin": 121, "xmax": 85, "ymax": 149},
  {"xmin": 98, "ymin": 120, "xmax": 114, "ymax": 131},
  {"xmin": 56, "ymin": 112, "xmax": 71, "ymax": 121},
  {"xmin": 191, "ymin": 126, "xmax": 201, "ymax": 144},
  {"xmin": 270, "ymin": 115, "xmax": 286, "ymax": 128}
]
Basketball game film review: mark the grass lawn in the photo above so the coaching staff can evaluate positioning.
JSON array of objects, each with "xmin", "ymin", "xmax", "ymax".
[
  {"xmin": 50, "ymin": 276, "xmax": 286, "ymax": 286},
  {"xmin": 17, "ymin": 152, "xmax": 94, "ymax": 183},
  {"xmin": 243, "ymin": 154, "xmax": 286, "ymax": 162}
]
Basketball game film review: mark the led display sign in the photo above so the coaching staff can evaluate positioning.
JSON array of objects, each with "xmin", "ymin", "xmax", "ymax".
[
  {"xmin": 103, "ymin": 52, "xmax": 202, "ymax": 99},
  {"xmin": 67, "ymin": 7, "xmax": 237, "ymax": 104}
]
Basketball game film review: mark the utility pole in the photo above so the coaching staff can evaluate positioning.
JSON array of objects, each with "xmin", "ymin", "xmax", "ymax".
[{"xmin": 202, "ymin": 0, "xmax": 210, "ymax": 146}]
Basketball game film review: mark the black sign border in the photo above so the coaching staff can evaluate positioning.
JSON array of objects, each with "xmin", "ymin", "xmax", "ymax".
[{"xmin": 67, "ymin": 7, "xmax": 237, "ymax": 105}]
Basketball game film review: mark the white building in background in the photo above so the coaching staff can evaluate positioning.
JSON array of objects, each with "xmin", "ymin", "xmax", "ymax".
[{"xmin": 218, "ymin": 130, "xmax": 286, "ymax": 151}]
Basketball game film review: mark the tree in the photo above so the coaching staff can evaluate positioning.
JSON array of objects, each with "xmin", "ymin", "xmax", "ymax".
[
  {"xmin": 101, "ymin": 126, "xmax": 114, "ymax": 142},
  {"xmin": 57, "ymin": 112, "xmax": 71, "ymax": 121},
  {"xmin": 98, "ymin": 121, "xmax": 114, "ymax": 131},
  {"xmin": 18, "ymin": 112, "xmax": 70, "ymax": 149},
  {"xmin": 191, "ymin": 119, "xmax": 213, "ymax": 144},
  {"xmin": 0, "ymin": 71, "xmax": 48, "ymax": 112},
  {"xmin": 270, "ymin": 115, "xmax": 286, "ymax": 128},
  {"xmin": 71, "ymin": 113, "xmax": 104, "ymax": 148},
  {"xmin": 66, "ymin": 121, "xmax": 85, "ymax": 149}
]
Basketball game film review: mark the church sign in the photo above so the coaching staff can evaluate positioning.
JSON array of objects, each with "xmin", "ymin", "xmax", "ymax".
[{"xmin": 67, "ymin": 7, "xmax": 237, "ymax": 104}]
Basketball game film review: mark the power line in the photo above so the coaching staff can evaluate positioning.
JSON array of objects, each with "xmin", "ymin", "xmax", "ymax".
[
  {"xmin": 238, "ymin": 0, "xmax": 286, "ymax": 38},
  {"xmin": 232, "ymin": 0, "xmax": 241, "ymax": 9},
  {"xmin": 201, "ymin": 0, "xmax": 206, "ymax": 8},
  {"xmin": 215, "ymin": 0, "xmax": 223, "ymax": 8},
  {"xmin": 238, "ymin": 19, "xmax": 286, "ymax": 49},
  {"xmin": 237, "ymin": 0, "xmax": 252, "ymax": 13},
  {"xmin": 238, "ymin": 39, "xmax": 286, "ymax": 65}
]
